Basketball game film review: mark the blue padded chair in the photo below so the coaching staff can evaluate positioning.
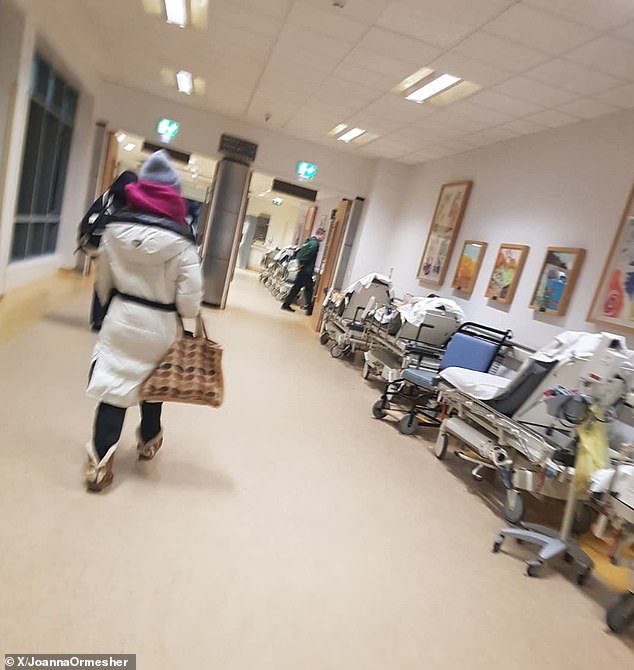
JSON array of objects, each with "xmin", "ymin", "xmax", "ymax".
[{"xmin": 372, "ymin": 323, "xmax": 512, "ymax": 435}]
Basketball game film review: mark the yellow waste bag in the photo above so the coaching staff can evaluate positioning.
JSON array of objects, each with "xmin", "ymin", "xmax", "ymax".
[{"xmin": 574, "ymin": 406, "xmax": 609, "ymax": 492}]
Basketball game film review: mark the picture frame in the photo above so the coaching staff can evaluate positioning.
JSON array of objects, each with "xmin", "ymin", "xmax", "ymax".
[
  {"xmin": 588, "ymin": 181, "xmax": 634, "ymax": 331},
  {"xmin": 417, "ymin": 180, "xmax": 473, "ymax": 285},
  {"xmin": 485, "ymin": 243, "xmax": 529, "ymax": 304},
  {"xmin": 451, "ymin": 240, "xmax": 487, "ymax": 294},
  {"xmin": 529, "ymin": 247, "xmax": 585, "ymax": 316}
]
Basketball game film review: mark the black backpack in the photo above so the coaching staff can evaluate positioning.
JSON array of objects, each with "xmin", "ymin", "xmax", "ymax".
[
  {"xmin": 77, "ymin": 191, "xmax": 117, "ymax": 256},
  {"xmin": 77, "ymin": 171, "xmax": 137, "ymax": 256}
]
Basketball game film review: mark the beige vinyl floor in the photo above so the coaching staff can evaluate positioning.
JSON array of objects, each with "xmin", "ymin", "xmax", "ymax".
[{"xmin": 0, "ymin": 268, "xmax": 632, "ymax": 668}]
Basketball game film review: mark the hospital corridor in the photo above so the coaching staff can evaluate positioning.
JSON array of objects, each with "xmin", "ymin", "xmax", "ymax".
[{"xmin": 0, "ymin": 268, "xmax": 632, "ymax": 667}]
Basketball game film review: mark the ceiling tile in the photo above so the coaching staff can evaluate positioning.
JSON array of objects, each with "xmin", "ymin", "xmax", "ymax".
[
  {"xmin": 364, "ymin": 94, "xmax": 434, "ymax": 124},
  {"xmin": 492, "ymin": 76, "xmax": 579, "ymax": 107},
  {"xmin": 333, "ymin": 62, "xmax": 397, "ymax": 90},
  {"xmin": 556, "ymin": 97, "xmax": 620, "ymax": 119},
  {"xmin": 596, "ymin": 82, "xmax": 634, "ymax": 108},
  {"xmin": 306, "ymin": 0, "xmax": 391, "ymax": 24},
  {"xmin": 356, "ymin": 26, "xmax": 441, "ymax": 65},
  {"xmin": 524, "ymin": 59, "xmax": 625, "ymax": 96},
  {"xmin": 523, "ymin": 0, "xmax": 634, "ymax": 31},
  {"xmin": 499, "ymin": 118, "xmax": 548, "ymax": 135},
  {"xmin": 616, "ymin": 20, "xmax": 634, "ymax": 42},
  {"xmin": 565, "ymin": 35, "xmax": 634, "ymax": 80},
  {"xmin": 376, "ymin": 2, "xmax": 479, "ymax": 48},
  {"xmin": 467, "ymin": 90, "xmax": 545, "ymax": 116},
  {"xmin": 453, "ymin": 31, "xmax": 550, "ymax": 73},
  {"xmin": 426, "ymin": 52, "xmax": 510, "ymax": 87},
  {"xmin": 484, "ymin": 4, "xmax": 597, "ymax": 54},
  {"xmin": 276, "ymin": 23, "xmax": 354, "ymax": 59},
  {"xmin": 526, "ymin": 108, "xmax": 580, "ymax": 128},
  {"xmin": 343, "ymin": 47, "xmax": 418, "ymax": 82},
  {"xmin": 287, "ymin": 1, "xmax": 368, "ymax": 41}
]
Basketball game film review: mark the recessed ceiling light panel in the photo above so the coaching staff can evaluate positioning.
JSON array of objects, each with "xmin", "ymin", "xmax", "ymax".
[
  {"xmin": 337, "ymin": 127, "xmax": 365, "ymax": 142},
  {"xmin": 176, "ymin": 70, "xmax": 193, "ymax": 94},
  {"xmin": 406, "ymin": 74, "xmax": 461, "ymax": 103},
  {"xmin": 165, "ymin": 0, "xmax": 187, "ymax": 26}
]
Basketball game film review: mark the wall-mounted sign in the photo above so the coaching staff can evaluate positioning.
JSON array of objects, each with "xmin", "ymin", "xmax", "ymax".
[
  {"xmin": 157, "ymin": 118, "xmax": 180, "ymax": 143},
  {"xmin": 272, "ymin": 197, "xmax": 283, "ymax": 207},
  {"xmin": 218, "ymin": 134, "xmax": 258, "ymax": 162},
  {"xmin": 296, "ymin": 161, "xmax": 318, "ymax": 181}
]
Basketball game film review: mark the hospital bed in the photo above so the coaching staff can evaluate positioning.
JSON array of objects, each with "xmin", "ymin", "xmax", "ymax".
[
  {"xmin": 434, "ymin": 331, "xmax": 634, "ymax": 581},
  {"xmin": 371, "ymin": 322, "xmax": 513, "ymax": 435},
  {"xmin": 320, "ymin": 273, "xmax": 393, "ymax": 359},
  {"xmin": 363, "ymin": 296, "xmax": 464, "ymax": 382}
]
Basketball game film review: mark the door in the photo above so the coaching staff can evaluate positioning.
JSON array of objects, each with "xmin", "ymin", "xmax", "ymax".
[{"xmin": 310, "ymin": 198, "xmax": 352, "ymax": 331}]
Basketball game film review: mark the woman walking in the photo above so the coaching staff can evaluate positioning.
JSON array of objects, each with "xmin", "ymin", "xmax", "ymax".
[{"xmin": 85, "ymin": 150, "xmax": 202, "ymax": 491}]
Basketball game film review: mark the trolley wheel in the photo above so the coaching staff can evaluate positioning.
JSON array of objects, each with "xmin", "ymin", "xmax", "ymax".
[
  {"xmin": 572, "ymin": 502, "xmax": 593, "ymax": 535},
  {"xmin": 492, "ymin": 535, "xmax": 504, "ymax": 553},
  {"xmin": 503, "ymin": 490, "xmax": 525, "ymax": 524},
  {"xmin": 319, "ymin": 332, "xmax": 330, "ymax": 345},
  {"xmin": 362, "ymin": 361, "xmax": 371, "ymax": 380},
  {"xmin": 397, "ymin": 414, "xmax": 419, "ymax": 435},
  {"xmin": 372, "ymin": 399, "xmax": 389, "ymax": 419},
  {"xmin": 330, "ymin": 344, "xmax": 345, "ymax": 359},
  {"xmin": 435, "ymin": 433, "xmax": 449, "ymax": 460},
  {"xmin": 606, "ymin": 591, "xmax": 634, "ymax": 633},
  {"xmin": 576, "ymin": 567, "xmax": 592, "ymax": 586},
  {"xmin": 526, "ymin": 560, "xmax": 543, "ymax": 578}
]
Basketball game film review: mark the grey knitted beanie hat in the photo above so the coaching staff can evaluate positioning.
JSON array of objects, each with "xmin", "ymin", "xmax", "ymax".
[{"xmin": 139, "ymin": 150, "xmax": 181, "ymax": 192}]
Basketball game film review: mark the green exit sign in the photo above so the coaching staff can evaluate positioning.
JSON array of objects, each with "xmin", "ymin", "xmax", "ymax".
[
  {"xmin": 296, "ymin": 161, "xmax": 317, "ymax": 181},
  {"xmin": 157, "ymin": 118, "xmax": 180, "ymax": 143}
]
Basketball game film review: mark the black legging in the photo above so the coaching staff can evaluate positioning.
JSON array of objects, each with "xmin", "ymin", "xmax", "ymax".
[{"xmin": 93, "ymin": 401, "xmax": 162, "ymax": 460}]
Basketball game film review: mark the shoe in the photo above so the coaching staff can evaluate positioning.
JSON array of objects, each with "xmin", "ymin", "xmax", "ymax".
[
  {"xmin": 136, "ymin": 428, "xmax": 163, "ymax": 460},
  {"xmin": 85, "ymin": 442, "xmax": 117, "ymax": 492},
  {"xmin": 281, "ymin": 304, "xmax": 295, "ymax": 312}
]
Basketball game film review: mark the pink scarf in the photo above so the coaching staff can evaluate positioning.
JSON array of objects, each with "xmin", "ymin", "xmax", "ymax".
[{"xmin": 125, "ymin": 181, "xmax": 186, "ymax": 223}]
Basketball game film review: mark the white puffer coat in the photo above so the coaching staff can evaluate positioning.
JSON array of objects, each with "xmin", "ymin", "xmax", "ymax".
[{"xmin": 87, "ymin": 220, "xmax": 203, "ymax": 407}]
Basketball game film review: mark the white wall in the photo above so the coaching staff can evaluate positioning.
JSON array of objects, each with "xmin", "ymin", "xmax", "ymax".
[
  {"xmin": 346, "ymin": 159, "xmax": 412, "ymax": 287},
  {"xmin": 365, "ymin": 109, "xmax": 634, "ymax": 349},
  {"xmin": 95, "ymin": 82, "xmax": 375, "ymax": 203}
]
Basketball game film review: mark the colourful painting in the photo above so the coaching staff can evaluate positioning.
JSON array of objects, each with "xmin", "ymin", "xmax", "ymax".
[
  {"xmin": 451, "ymin": 240, "xmax": 487, "ymax": 294},
  {"xmin": 589, "ymin": 182, "xmax": 634, "ymax": 331},
  {"xmin": 530, "ymin": 247, "xmax": 585, "ymax": 316},
  {"xmin": 417, "ymin": 181, "xmax": 472, "ymax": 285},
  {"xmin": 485, "ymin": 244, "xmax": 529, "ymax": 304}
]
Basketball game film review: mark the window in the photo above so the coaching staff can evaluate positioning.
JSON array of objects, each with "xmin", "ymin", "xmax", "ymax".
[{"xmin": 11, "ymin": 53, "xmax": 77, "ymax": 261}]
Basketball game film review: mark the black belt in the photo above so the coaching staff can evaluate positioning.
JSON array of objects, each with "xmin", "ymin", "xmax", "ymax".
[{"xmin": 112, "ymin": 289, "xmax": 176, "ymax": 312}]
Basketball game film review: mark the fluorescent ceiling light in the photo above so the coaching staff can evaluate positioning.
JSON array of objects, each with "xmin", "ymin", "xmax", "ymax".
[
  {"xmin": 406, "ymin": 74, "xmax": 461, "ymax": 103},
  {"xmin": 123, "ymin": 143, "xmax": 136, "ymax": 152},
  {"xmin": 115, "ymin": 131, "xmax": 127, "ymax": 143},
  {"xmin": 165, "ymin": 0, "xmax": 187, "ymax": 27},
  {"xmin": 176, "ymin": 70, "xmax": 193, "ymax": 94},
  {"xmin": 337, "ymin": 127, "xmax": 365, "ymax": 143}
]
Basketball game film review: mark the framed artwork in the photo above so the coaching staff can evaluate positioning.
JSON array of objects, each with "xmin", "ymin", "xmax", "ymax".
[
  {"xmin": 588, "ymin": 182, "xmax": 634, "ymax": 331},
  {"xmin": 451, "ymin": 240, "xmax": 487, "ymax": 294},
  {"xmin": 529, "ymin": 247, "xmax": 585, "ymax": 316},
  {"xmin": 485, "ymin": 243, "xmax": 529, "ymax": 304},
  {"xmin": 417, "ymin": 180, "xmax": 473, "ymax": 285}
]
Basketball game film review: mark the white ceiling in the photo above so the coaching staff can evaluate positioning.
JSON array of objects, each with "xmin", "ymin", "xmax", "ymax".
[{"xmin": 23, "ymin": 0, "xmax": 634, "ymax": 164}]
